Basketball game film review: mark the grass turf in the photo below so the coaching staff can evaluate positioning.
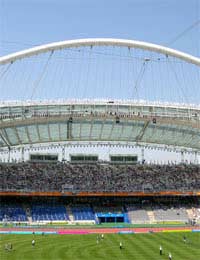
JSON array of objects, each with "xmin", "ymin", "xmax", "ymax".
[
  {"xmin": 0, "ymin": 222, "xmax": 189, "ymax": 229},
  {"xmin": 0, "ymin": 232, "xmax": 200, "ymax": 260}
]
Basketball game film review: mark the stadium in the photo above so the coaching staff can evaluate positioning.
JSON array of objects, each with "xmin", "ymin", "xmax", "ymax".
[{"xmin": 0, "ymin": 37, "xmax": 200, "ymax": 260}]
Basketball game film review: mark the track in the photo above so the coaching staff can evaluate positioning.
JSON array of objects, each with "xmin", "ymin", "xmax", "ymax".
[{"xmin": 1, "ymin": 226, "xmax": 200, "ymax": 235}]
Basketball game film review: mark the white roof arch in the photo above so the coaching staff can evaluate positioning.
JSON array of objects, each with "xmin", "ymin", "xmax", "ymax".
[{"xmin": 0, "ymin": 38, "xmax": 200, "ymax": 66}]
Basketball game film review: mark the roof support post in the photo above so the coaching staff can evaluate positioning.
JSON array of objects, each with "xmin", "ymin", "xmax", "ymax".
[
  {"xmin": 62, "ymin": 145, "xmax": 65, "ymax": 162},
  {"xmin": 21, "ymin": 147, "xmax": 24, "ymax": 162},
  {"xmin": 67, "ymin": 119, "xmax": 72, "ymax": 140},
  {"xmin": 141, "ymin": 146, "xmax": 145, "ymax": 164},
  {"xmin": 194, "ymin": 151, "xmax": 198, "ymax": 165},
  {"xmin": 181, "ymin": 150, "xmax": 184, "ymax": 164},
  {"xmin": 8, "ymin": 147, "xmax": 11, "ymax": 163}
]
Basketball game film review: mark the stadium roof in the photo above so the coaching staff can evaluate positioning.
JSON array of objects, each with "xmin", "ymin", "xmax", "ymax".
[
  {"xmin": 0, "ymin": 100, "xmax": 199, "ymax": 150},
  {"xmin": 0, "ymin": 38, "xmax": 199, "ymax": 151}
]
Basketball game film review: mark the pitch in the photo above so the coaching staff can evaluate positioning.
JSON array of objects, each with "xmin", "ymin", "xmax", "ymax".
[{"xmin": 1, "ymin": 232, "xmax": 200, "ymax": 260}]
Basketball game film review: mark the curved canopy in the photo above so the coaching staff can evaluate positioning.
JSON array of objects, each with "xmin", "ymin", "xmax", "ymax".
[
  {"xmin": 0, "ymin": 101, "xmax": 199, "ymax": 150},
  {"xmin": 1, "ymin": 38, "xmax": 200, "ymax": 66}
]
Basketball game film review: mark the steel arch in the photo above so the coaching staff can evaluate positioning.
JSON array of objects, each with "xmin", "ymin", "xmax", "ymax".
[{"xmin": 0, "ymin": 38, "xmax": 200, "ymax": 66}]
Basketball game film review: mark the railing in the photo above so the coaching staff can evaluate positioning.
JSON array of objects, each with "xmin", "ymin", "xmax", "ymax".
[
  {"xmin": 0, "ymin": 108, "xmax": 199, "ymax": 121},
  {"xmin": 0, "ymin": 99, "xmax": 200, "ymax": 109},
  {"xmin": 0, "ymin": 189, "xmax": 199, "ymax": 197}
]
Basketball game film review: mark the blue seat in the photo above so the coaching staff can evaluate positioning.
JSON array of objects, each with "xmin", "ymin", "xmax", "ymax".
[
  {"xmin": 0, "ymin": 204, "xmax": 27, "ymax": 221},
  {"xmin": 72, "ymin": 206, "xmax": 95, "ymax": 220},
  {"xmin": 31, "ymin": 204, "xmax": 69, "ymax": 221}
]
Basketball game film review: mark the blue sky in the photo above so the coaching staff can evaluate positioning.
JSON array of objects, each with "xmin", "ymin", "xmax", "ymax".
[{"xmin": 0, "ymin": 0, "xmax": 199, "ymax": 56}]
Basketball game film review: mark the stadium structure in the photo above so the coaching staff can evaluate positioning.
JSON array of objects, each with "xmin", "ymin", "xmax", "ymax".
[{"xmin": 0, "ymin": 38, "xmax": 200, "ymax": 227}]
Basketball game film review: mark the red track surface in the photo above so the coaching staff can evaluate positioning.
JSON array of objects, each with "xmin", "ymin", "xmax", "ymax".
[{"xmin": 1, "ymin": 226, "xmax": 199, "ymax": 234}]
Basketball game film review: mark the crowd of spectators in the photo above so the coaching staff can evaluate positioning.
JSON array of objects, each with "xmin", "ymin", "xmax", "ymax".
[{"xmin": 0, "ymin": 162, "xmax": 199, "ymax": 193}]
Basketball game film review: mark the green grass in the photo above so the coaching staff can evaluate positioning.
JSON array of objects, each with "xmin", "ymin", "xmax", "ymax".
[{"xmin": 0, "ymin": 232, "xmax": 200, "ymax": 260}]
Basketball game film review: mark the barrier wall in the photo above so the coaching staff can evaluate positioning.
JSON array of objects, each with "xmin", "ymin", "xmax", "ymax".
[{"xmin": 0, "ymin": 191, "xmax": 199, "ymax": 197}]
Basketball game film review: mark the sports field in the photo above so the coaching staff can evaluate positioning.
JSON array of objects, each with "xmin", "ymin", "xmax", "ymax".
[{"xmin": 1, "ymin": 232, "xmax": 200, "ymax": 260}]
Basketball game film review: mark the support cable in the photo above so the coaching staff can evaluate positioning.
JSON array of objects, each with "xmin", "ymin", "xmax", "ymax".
[
  {"xmin": 167, "ymin": 19, "xmax": 200, "ymax": 46},
  {"xmin": 0, "ymin": 62, "xmax": 12, "ymax": 80},
  {"xmin": 30, "ymin": 51, "xmax": 53, "ymax": 99},
  {"xmin": 133, "ymin": 60, "xmax": 149, "ymax": 99},
  {"xmin": 168, "ymin": 59, "xmax": 189, "ymax": 104}
]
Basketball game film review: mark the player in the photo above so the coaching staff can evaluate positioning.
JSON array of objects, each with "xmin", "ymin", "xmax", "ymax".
[
  {"xmin": 168, "ymin": 252, "xmax": 172, "ymax": 260},
  {"xmin": 32, "ymin": 239, "xmax": 35, "ymax": 247},
  {"xmin": 101, "ymin": 234, "xmax": 104, "ymax": 240},
  {"xmin": 119, "ymin": 242, "xmax": 122, "ymax": 250},
  {"xmin": 183, "ymin": 235, "xmax": 186, "ymax": 243},
  {"xmin": 96, "ymin": 235, "xmax": 99, "ymax": 244},
  {"xmin": 4, "ymin": 243, "xmax": 8, "ymax": 251},
  {"xmin": 4, "ymin": 243, "xmax": 12, "ymax": 252},
  {"xmin": 159, "ymin": 245, "xmax": 162, "ymax": 255}
]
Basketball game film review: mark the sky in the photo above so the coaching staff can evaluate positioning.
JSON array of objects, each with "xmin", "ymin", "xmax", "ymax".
[
  {"xmin": 0, "ymin": 0, "xmax": 199, "ymax": 103},
  {"xmin": 0, "ymin": 0, "xmax": 199, "ymax": 56}
]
